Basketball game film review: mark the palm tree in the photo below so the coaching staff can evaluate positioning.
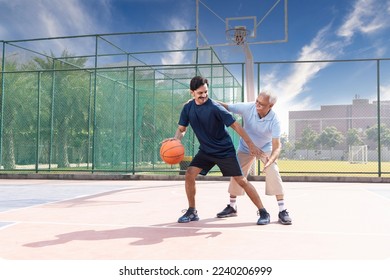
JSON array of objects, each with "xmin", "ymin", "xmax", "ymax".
[
  {"xmin": 1, "ymin": 60, "xmax": 36, "ymax": 169},
  {"xmin": 33, "ymin": 50, "xmax": 89, "ymax": 168}
]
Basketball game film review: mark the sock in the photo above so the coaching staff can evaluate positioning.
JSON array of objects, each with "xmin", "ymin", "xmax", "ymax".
[
  {"xmin": 278, "ymin": 200, "xmax": 285, "ymax": 212},
  {"xmin": 229, "ymin": 197, "xmax": 237, "ymax": 209}
]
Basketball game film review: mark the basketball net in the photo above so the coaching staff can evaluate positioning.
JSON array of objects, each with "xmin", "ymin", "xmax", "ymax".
[
  {"xmin": 226, "ymin": 26, "xmax": 248, "ymax": 46},
  {"xmin": 226, "ymin": 26, "xmax": 255, "ymax": 102}
]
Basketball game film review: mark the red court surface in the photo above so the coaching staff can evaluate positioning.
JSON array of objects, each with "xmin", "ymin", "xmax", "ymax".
[
  {"xmin": 0, "ymin": 179, "xmax": 389, "ymax": 261},
  {"xmin": 0, "ymin": 180, "xmax": 390, "ymax": 260}
]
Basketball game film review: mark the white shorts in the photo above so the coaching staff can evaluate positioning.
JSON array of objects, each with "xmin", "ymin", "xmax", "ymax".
[{"xmin": 228, "ymin": 151, "xmax": 284, "ymax": 196}]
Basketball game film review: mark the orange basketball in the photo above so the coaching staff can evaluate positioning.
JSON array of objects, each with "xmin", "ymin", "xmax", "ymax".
[{"xmin": 160, "ymin": 139, "xmax": 185, "ymax": 164}]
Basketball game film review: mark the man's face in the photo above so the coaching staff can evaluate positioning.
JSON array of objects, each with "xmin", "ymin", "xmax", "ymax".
[
  {"xmin": 255, "ymin": 94, "xmax": 273, "ymax": 118},
  {"xmin": 191, "ymin": 84, "xmax": 208, "ymax": 105}
]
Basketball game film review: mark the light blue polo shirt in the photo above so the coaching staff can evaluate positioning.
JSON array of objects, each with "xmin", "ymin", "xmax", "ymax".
[{"xmin": 228, "ymin": 102, "xmax": 281, "ymax": 153}]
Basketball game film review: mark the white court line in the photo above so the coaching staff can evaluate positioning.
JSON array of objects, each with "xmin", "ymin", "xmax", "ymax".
[
  {"xmin": 359, "ymin": 186, "xmax": 390, "ymax": 201},
  {"xmin": 0, "ymin": 222, "xmax": 20, "ymax": 231}
]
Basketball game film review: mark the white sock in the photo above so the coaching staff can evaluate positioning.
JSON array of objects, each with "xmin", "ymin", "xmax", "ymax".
[
  {"xmin": 229, "ymin": 197, "xmax": 237, "ymax": 209},
  {"xmin": 278, "ymin": 200, "xmax": 285, "ymax": 212}
]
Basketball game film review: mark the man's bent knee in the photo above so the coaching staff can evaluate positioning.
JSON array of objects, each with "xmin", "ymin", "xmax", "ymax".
[
  {"xmin": 185, "ymin": 166, "xmax": 201, "ymax": 180},
  {"xmin": 233, "ymin": 176, "xmax": 248, "ymax": 187}
]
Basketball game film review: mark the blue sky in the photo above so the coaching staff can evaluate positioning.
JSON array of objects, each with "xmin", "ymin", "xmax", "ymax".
[{"xmin": 1, "ymin": 0, "xmax": 390, "ymax": 134}]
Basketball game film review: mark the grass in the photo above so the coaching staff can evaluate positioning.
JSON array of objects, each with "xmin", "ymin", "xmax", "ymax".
[
  {"xmin": 275, "ymin": 160, "xmax": 390, "ymax": 177},
  {"xmin": 134, "ymin": 160, "xmax": 390, "ymax": 177},
  {"xmin": 0, "ymin": 160, "xmax": 389, "ymax": 178}
]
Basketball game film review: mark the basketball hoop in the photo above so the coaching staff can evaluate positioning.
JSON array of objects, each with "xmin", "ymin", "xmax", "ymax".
[{"xmin": 226, "ymin": 26, "xmax": 248, "ymax": 45}]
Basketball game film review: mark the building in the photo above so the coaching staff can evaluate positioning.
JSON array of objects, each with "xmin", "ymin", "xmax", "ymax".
[{"xmin": 289, "ymin": 97, "xmax": 390, "ymax": 151}]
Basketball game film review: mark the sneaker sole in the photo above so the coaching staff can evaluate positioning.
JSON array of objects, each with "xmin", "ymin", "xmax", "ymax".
[
  {"xmin": 257, "ymin": 220, "xmax": 270, "ymax": 225},
  {"xmin": 178, "ymin": 217, "xmax": 200, "ymax": 223},
  {"xmin": 216, "ymin": 213, "xmax": 237, "ymax": 218},
  {"xmin": 278, "ymin": 219, "xmax": 292, "ymax": 225}
]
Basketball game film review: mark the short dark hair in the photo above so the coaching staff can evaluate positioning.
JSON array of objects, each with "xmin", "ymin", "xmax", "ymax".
[{"xmin": 190, "ymin": 76, "xmax": 209, "ymax": 91}]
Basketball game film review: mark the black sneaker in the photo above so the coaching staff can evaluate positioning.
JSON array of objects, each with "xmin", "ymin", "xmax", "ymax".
[
  {"xmin": 257, "ymin": 208, "xmax": 270, "ymax": 225},
  {"xmin": 178, "ymin": 208, "xmax": 199, "ymax": 223},
  {"xmin": 216, "ymin": 205, "xmax": 237, "ymax": 218},
  {"xmin": 278, "ymin": 209, "xmax": 292, "ymax": 225}
]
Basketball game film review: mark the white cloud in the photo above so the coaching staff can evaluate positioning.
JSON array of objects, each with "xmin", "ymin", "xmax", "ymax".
[
  {"xmin": 275, "ymin": 25, "xmax": 339, "ymax": 100},
  {"xmin": 261, "ymin": 0, "xmax": 390, "ymax": 134},
  {"xmin": 161, "ymin": 18, "xmax": 191, "ymax": 65},
  {"xmin": 0, "ymin": 0, "xmax": 103, "ymax": 40},
  {"xmin": 31, "ymin": 0, "xmax": 102, "ymax": 53},
  {"xmin": 0, "ymin": 0, "xmax": 114, "ymax": 59},
  {"xmin": 0, "ymin": 25, "xmax": 6, "ymax": 39},
  {"xmin": 337, "ymin": 0, "xmax": 390, "ymax": 40},
  {"xmin": 261, "ymin": 25, "xmax": 341, "ymax": 134},
  {"xmin": 38, "ymin": 0, "xmax": 94, "ymax": 37},
  {"xmin": 380, "ymin": 84, "xmax": 390, "ymax": 100}
]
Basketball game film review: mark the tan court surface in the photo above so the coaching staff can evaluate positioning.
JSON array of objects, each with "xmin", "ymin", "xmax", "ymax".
[{"xmin": 0, "ymin": 179, "xmax": 389, "ymax": 260}]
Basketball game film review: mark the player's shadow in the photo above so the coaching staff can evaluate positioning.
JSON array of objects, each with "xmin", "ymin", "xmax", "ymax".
[
  {"xmin": 23, "ymin": 217, "xmax": 263, "ymax": 248},
  {"xmin": 23, "ymin": 222, "xmax": 219, "ymax": 248}
]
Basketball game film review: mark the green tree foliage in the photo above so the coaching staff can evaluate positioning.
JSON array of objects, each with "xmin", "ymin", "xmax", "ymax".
[
  {"xmin": 33, "ymin": 50, "xmax": 89, "ymax": 168},
  {"xmin": 366, "ymin": 124, "xmax": 390, "ymax": 148},
  {"xmin": 295, "ymin": 126, "xmax": 319, "ymax": 159},
  {"xmin": 318, "ymin": 126, "xmax": 344, "ymax": 149},
  {"xmin": 346, "ymin": 128, "xmax": 364, "ymax": 146},
  {"xmin": 280, "ymin": 132, "xmax": 294, "ymax": 159},
  {"xmin": 318, "ymin": 126, "xmax": 344, "ymax": 158},
  {"xmin": 1, "ymin": 60, "xmax": 37, "ymax": 168}
]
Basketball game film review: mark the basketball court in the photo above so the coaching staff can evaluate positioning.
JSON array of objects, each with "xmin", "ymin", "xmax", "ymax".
[
  {"xmin": 0, "ymin": 178, "xmax": 389, "ymax": 260},
  {"xmin": 0, "ymin": 178, "xmax": 389, "ymax": 280},
  {"xmin": 0, "ymin": 1, "xmax": 389, "ymax": 279}
]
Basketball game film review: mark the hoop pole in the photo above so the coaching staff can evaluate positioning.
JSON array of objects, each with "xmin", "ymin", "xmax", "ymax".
[
  {"xmin": 196, "ymin": 0, "xmax": 199, "ymax": 48},
  {"xmin": 243, "ymin": 44, "xmax": 255, "ymax": 102}
]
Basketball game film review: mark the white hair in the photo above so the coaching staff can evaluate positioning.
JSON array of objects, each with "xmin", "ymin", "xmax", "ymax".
[{"xmin": 259, "ymin": 91, "xmax": 278, "ymax": 105}]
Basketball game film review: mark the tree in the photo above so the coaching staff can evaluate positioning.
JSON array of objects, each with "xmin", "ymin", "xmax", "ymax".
[
  {"xmin": 318, "ymin": 126, "xmax": 344, "ymax": 159},
  {"xmin": 365, "ymin": 124, "xmax": 390, "ymax": 148},
  {"xmin": 1, "ymin": 60, "xmax": 36, "ymax": 169},
  {"xmin": 295, "ymin": 126, "xmax": 319, "ymax": 159},
  {"xmin": 280, "ymin": 132, "xmax": 294, "ymax": 159},
  {"xmin": 346, "ymin": 128, "xmax": 364, "ymax": 146},
  {"xmin": 33, "ymin": 50, "xmax": 89, "ymax": 168}
]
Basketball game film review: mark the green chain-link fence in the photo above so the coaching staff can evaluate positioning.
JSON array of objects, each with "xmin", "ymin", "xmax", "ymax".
[
  {"xmin": 1, "ymin": 31, "xmax": 390, "ymax": 177},
  {"xmin": 1, "ymin": 31, "xmax": 244, "ymax": 174}
]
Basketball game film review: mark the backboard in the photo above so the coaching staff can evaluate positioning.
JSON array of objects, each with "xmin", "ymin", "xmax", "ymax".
[{"xmin": 196, "ymin": 0, "xmax": 288, "ymax": 48}]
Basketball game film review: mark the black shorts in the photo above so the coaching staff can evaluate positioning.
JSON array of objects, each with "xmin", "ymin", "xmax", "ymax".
[{"xmin": 189, "ymin": 150, "xmax": 243, "ymax": 176}]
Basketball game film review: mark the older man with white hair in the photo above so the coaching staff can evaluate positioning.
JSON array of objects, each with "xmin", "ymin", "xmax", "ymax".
[{"xmin": 216, "ymin": 91, "xmax": 292, "ymax": 225}]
